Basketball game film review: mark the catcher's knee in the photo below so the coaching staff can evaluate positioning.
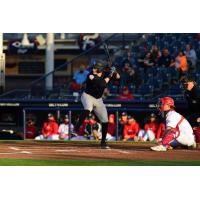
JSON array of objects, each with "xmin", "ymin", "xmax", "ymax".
[{"xmin": 169, "ymin": 139, "xmax": 180, "ymax": 148}]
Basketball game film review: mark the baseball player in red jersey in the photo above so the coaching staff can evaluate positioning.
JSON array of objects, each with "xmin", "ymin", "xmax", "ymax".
[
  {"xmin": 151, "ymin": 97, "xmax": 196, "ymax": 151},
  {"xmin": 35, "ymin": 113, "xmax": 59, "ymax": 140},
  {"xmin": 123, "ymin": 115, "xmax": 140, "ymax": 141},
  {"xmin": 138, "ymin": 113, "xmax": 159, "ymax": 141},
  {"xmin": 107, "ymin": 114, "xmax": 115, "ymax": 136},
  {"xmin": 26, "ymin": 119, "xmax": 36, "ymax": 139}
]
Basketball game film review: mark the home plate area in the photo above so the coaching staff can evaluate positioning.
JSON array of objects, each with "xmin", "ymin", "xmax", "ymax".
[{"xmin": 0, "ymin": 141, "xmax": 199, "ymax": 161}]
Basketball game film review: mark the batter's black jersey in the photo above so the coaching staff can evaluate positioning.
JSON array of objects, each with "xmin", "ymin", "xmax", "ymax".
[
  {"xmin": 184, "ymin": 85, "xmax": 200, "ymax": 113},
  {"xmin": 84, "ymin": 73, "xmax": 108, "ymax": 99}
]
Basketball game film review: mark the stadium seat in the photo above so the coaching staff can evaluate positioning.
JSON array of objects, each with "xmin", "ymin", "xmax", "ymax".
[{"xmin": 136, "ymin": 85, "xmax": 154, "ymax": 99}]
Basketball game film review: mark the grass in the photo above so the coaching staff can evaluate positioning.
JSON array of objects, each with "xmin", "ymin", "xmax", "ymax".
[
  {"xmin": 1, "ymin": 159, "xmax": 200, "ymax": 166},
  {"xmin": 0, "ymin": 140, "xmax": 199, "ymax": 166}
]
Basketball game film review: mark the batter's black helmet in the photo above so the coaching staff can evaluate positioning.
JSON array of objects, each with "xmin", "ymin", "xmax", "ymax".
[{"xmin": 92, "ymin": 59, "xmax": 106, "ymax": 73}]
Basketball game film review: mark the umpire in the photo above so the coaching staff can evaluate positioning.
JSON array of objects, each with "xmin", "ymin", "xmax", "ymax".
[
  {"xmin": 75, "ymin": 59, "xmax": 120, "ymax": 149},
  {"xmin": 181, "ymin": 76, "xmax": 200, "ymax": 126}
]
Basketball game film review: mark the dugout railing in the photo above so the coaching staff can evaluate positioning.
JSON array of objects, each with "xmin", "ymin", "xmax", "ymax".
[{"xmin": 23, "ymin": 106, "xmax": 159, "ymax": 140}]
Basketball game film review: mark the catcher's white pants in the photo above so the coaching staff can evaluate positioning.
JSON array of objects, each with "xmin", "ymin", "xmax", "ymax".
[
  {"xmin": 35, "ymin": 134, "xmax": 59, "ymax": 140},
  {"xmin": 138, "ymin": 130, "xmax": 155, "ymax": 141},
  {"xmin": 81, "ymin": 92, "xmax": 108, "ymax": 123},
  {"xmin": 173, "ymin": 131, "xmax": 195, "ymax": 146}
]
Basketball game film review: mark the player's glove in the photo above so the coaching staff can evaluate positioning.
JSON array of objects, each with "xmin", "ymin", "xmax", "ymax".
[{"xmin": 108, "ymin": 66, "xmax": 116, "ymax": 78}]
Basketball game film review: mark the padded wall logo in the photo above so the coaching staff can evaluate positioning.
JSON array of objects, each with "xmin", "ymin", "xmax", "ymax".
[{"xmin": 8, "ymin": 40, "xmax": 38, "ymax": 54}]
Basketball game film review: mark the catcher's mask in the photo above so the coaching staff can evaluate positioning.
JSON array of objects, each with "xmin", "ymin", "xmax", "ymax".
[{"xmin": 157, "ymin": 97, "xmax": 175, "ymax": 113}]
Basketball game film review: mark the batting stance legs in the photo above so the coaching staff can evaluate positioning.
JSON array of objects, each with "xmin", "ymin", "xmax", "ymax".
[
  {"xmin": 75, "ymin": 59, "xmax": 120, "ymax": 148},
  {"xmin": 75, "ymin": 92, "xmax": 109, "ymax": 148}
]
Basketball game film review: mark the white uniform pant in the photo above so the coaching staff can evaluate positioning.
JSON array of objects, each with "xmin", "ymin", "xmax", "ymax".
[
  {"xmin": 70, "ymin": 136, "xmax": 88, "ymax": 141},
  {"xmin": 175, "ymin": 131, "xmax": 195, "ymax": 146},
  {"xmin": 138, "ymin": 130, "xmax": 155, "ymax": 141},
  {"xmin": 81, "ymin": 92, "xmax": 108, "ymax": 123},
  {"xmin": 35, "ymin": 134, "xmax": 59, "ymax": 140}
]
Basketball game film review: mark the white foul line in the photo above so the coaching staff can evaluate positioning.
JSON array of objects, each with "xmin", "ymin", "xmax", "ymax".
[
  {"xmin": 0, "ymin": 151, "xmax": 32, "ymax": 155},
  {"xmin": 9, "ymin": 147, "xmax": 20, "ymax": 151},
  {"xmin": 112, "ymin": 149, "xmax": 130, "ymax": 154},
  {"xmin": 20, "ymin": 151, "xmax": 32, "ymax": 154},
  {"xmin": 55, "ymin": 149, "xmax": 78, "ymax": 152}
]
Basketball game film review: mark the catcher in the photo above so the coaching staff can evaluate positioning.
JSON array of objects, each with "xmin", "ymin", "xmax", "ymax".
[
  {"xmin": 75, "ymin": 59, "xmax": 120, "ymax": 149},
  {"xmin": 151, "ymin": 97, "xmax": 196, "ymax": 151}
]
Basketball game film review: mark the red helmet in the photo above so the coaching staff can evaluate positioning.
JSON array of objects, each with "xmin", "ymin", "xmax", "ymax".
[
  {"xmin": 160, "ymin": 97, "xmax": 175, "ymax": 107},
  {"xmin": 158, "ymin": 97, "xmax": 175, "ymax": 112}
]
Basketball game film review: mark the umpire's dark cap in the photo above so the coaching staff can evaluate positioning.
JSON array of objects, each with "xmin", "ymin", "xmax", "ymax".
[{"xmin": 181, "ymin": 76, "xmax": 196, "ymax": 84}]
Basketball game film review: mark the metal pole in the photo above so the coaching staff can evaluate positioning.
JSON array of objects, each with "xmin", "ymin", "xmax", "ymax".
[
  {"xmin": 0, "ymin": 33, "xmax": 5, "ymax": 93},
  {"xmin": 115, "ymin": 111, "xmax": 119, "ymax": 141},
  {"xmin": 45, "ymin": 33, "xmax": 54, "ymax": 91},
  {"xmin": 57, "ymin": 109, "xmax": 60, "ymax": 123},
  {"xmin": 23, "ymin": 109, "xmax": 26, "ymax": 140},
  {"xmin": 68, "ymin": 110, "xmax": 72, "ymax": 140}
]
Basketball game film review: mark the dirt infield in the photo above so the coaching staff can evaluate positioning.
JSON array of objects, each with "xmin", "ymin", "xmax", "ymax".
[{"xmin": 0, "ymin": 141, "xmax": 200, "ymax": 161}]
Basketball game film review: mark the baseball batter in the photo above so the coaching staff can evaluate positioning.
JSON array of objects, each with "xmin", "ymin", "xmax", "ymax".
[
  {"xmin": 75, "ymin": 59, "xmax": 120, "ymax": 149},
  {"xmin": 151, "ymin": 97, "xmax": 196, "ymax": 151}
]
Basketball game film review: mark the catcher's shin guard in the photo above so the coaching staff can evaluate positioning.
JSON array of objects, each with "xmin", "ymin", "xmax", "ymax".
[
  {"xmin": 161, "ymin": 131, "xmax": 176, "ymax": 148},
  {"xmin": 101, "ymin": 122, "xmax": 108, "ymax": 144}
]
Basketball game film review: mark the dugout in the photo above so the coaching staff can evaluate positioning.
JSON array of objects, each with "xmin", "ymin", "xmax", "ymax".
[{"xmin": 21, "ymin": 99, "xmax": 188, "ymax": 140}]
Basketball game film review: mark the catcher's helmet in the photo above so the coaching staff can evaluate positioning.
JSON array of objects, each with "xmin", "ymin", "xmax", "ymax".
[{"xmin": 157, "ymin": 97, "xmax": 175, "ymax": 112}]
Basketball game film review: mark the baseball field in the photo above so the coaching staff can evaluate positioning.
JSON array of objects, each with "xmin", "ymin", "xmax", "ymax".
[{"xmin": 0, "ymin": 140, "xmax": 200, "ymax": 166}]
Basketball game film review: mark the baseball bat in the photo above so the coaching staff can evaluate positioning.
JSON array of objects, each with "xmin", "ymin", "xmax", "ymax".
[{"xmin": 103, "ymin": 42, "xmax": 112, "ymax": 67}]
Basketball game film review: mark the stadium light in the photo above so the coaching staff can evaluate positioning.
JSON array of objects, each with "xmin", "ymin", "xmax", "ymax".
[
  {"xmin": 21, "ymin": 33, "xmax": 31, "ymax": 47},
  {"xmin": 60, "ymin": 33, "xmax": 65, "ymax": 40}
]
